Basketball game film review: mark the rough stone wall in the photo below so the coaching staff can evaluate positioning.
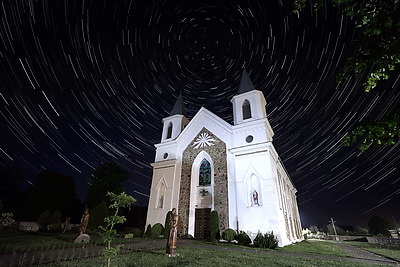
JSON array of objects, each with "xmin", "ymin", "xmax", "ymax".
[{"xmin": 178, "ymin": 127, "xmax": 228, "ymax": 236}]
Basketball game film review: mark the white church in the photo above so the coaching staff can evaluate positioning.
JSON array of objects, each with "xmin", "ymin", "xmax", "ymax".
[{"xmin": 146, "ymin": 70, "xmax": 303, "ymax": 246}]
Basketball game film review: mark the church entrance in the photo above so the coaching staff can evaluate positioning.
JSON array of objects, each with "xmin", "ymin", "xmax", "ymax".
[{"xmin": 194, "ymin": 208, "xmax": 211, "ymax": 239}]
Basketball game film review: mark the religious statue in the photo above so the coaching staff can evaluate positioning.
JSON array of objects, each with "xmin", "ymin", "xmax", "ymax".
[
  {"xmin": 62, "ymin": 217, "xmax": 70, "ymax": 233},
  {"xmin": 166, "ymin": 208, "xmax": 179, "ymax": 257},
  {"xmin": 79, "ymin": 208, "xmax": 90, "ymax": 235},
  {"xmin": 252, "ymin": 190, "xmax": 259, "ymax": 206}
]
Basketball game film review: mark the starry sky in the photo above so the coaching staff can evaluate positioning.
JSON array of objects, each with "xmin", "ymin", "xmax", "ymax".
[{"xmin": 0, "ymin": 0, "xmax": 399, "ymax": 227}]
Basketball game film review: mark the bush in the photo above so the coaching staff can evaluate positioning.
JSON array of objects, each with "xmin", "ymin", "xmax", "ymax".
[
  {"xmin": 210, "ymin": 210, "xmax": 220, "ymax": 244},
  {"xmin": 264, "ymin": 231, "xmax": 278, "ymax": 249},
  {"xmin": 151, "ymin": 223, "xmax": 164, "ymax": 238},
  {"xmin": 144, "ymin": 224, "xmax": 152, "ymax": 237},
  {"xmin": 88, "ymin": 201, "xmax": 108, "ymax": 231},
  {"xmin": 222, "ymin": 228, "xmax": 237, "ymax": 243},
  {"xmin": 237, "ymin": 231, "xmax": 251, "ymax": 246},
  {"xmin": 0, "ymin": 212, "xmax": 16, "ymax": 230},
  {"xmin": 37, "ymin": 210, "xmax": 52, "ymax": 230},
  {"xmin": 48, "ymin": 211, "xmax": 62, "ymax": 232},
  {"xmin": 132, "ymin": 227, "xmax": 143, "ymax": 237},
  {"xmin": 253, "ymin": 231, "xmax": 278, "ymax": 249},
  {"xmin": 164, "ymin": 211, "xmax": 172, "ymax": 238}
]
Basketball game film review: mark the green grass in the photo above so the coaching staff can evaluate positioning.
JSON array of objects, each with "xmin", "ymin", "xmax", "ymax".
[
  {"xmin": 347, "ymin": 241, "xmax": 400, "ymax": 261},
  {"xmin": 0, "ymin": 227, "xmax": 137, "ymax": 252},
  {"xmin": 44, "ymin": 247, "xmax": 381, "ymax": 267},
  {"xmin": 277, "ymin": 239, "xmax": 350, "ymax": 257}
]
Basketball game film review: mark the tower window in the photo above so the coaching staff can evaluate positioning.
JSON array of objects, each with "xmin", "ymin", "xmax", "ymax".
[
  {"xmin": 167, "ymin": 122, "xmax": 173, "ymax": 139},
  {"xmin": 242, "ymin": 99, "xmax": 252, "ymax": 119},
  {"xmin": 199, "ymin": 159, "xmax": 211, "ymax": 186}
]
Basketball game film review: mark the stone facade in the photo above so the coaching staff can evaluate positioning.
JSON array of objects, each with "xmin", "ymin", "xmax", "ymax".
[{"xmin": 178, "ymin": 128, "xmax": 228, "ymax": 236}]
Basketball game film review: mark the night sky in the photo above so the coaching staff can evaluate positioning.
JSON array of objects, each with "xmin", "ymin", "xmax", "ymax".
[{"xmin": 0, "ymin": 0, "xmax": 399, "ymax": 227}]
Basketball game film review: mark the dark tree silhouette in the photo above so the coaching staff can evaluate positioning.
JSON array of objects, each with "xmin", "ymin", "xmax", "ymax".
[
  {"xmin": 20, "ymin": 170, "xmax": 81, "ymax": 221},
  {"xmin": 85, "ymin": 162, "xmax": 130, "ymax": 208}
]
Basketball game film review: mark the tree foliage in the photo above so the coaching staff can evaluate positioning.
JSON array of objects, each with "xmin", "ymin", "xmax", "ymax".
[
  {"xmin": 21, "ymin": 170, "xmax": 80, "ymax": 221},
  {"xmin": 85, "ymin": 163, "xmax": 130, "ymax": 209},
  {"xmin": 368, "ymin": 215, "xmax": 393, "ymax": 236},
  {"xmin": 0, "ymin": 167, "xmax": 23, "ymax": 214},
  {"xmin": 343, "ymin": 113, "xmax": 399, "ymax": 151},
  {"xmin": 294, "ymin": 0, "xmax": 400, "ymax": 151}
]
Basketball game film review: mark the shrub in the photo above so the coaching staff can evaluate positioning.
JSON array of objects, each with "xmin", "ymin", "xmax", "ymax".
[
  {"xmin": 144, "ymin": 224, "xmax": 152, "ymax": 237},
  {"xmin": 151, "ymin": 223, "xmax": 164, "ymax": 238},
  {"xmin": 222, "ymin": 228, "xmax": 237, "ymax": 243},
  {"xmin": 253, "ymin": 231, "xmax": 278, "ymax": 249},
  {"xmin": 210, "ymin": 210, "xmax": 220, "ymax": 244},
  {"xmin": 124, "ymin": 233, "xmax": 134, "ymax": 239},
  {"xmin": 0, "ymin": 212, "xmax": 16, "ymax": 230},
  {"xmin": 253, "ymin": 232, "xmax": 264, "ymax": 247},
  {"xmin": 264, "ymin": 231, "xmax": 278, "ymax": 249},
  {"xmin": 237, "ymin": 231, "xmax": 251, "ymax": 246},
  {"xmin": 132, "ymin": 227, "xmax": 143, "ymax": 237},
  {"xmin": 37, "ymin": 210, "xmax": 52, "ymax": 230},
  {"xmin": 164, "ymin": 211, "xmax": 172, "ymax": 238},
  {"xmin": 48, "ymin": 211, "xmax": 62, "ymax": 232},
  {"xmin": 88, "ymin": 201, "xmax": 108, "ymax": 231}
]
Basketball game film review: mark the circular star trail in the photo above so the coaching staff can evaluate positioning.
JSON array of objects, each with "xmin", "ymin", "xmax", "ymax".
[{"xmin": 0, "ymin": 0, "xmax": 399, "ymax": 226}]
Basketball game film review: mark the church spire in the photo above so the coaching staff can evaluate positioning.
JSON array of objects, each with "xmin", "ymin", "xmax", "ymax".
[
  {"xmin": 237, "ymin": 69, "xmax": 255, "ymax": 94},
  {"xmin": 169, "ymin": 91, "xmax": 186, "ymax": 116}
]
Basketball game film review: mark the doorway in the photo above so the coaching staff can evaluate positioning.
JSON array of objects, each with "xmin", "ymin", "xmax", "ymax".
[{"xmin": 194, "ymin": 208, "xmax": 211, "ymax": 239}]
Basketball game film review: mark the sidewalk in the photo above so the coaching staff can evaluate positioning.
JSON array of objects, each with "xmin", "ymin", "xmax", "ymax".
[{"xmin": 1, "ymin": 239, "xmax": 399, "ymax": 266}]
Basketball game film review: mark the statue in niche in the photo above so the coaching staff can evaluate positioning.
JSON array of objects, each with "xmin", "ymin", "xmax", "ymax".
[
  {"xmin": 252, "ymin": 190, "xmax": 259, "ymax": 206},
  {"xmin": 158, "ymin": 195, "xmax": 164, "ymax": 209},
  {"xmin": 166, "ymin": 208, "xmax": 179, "ymax": 257}
]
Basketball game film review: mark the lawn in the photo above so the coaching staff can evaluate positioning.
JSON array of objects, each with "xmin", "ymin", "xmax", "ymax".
[
  {"xmin": 44, "ymin": 246, "xmax": 379, "ymax": 267},
  {"xmin": 347, "ymin": 241, "xmax": 400, "ymax": 261},
  {"xmin": 1, "ymin": 229, "xmax": 394, "ymax": 267},
  {"xmin": 278, "ymin": 239, "xmax": 349, "ymax": 257}
]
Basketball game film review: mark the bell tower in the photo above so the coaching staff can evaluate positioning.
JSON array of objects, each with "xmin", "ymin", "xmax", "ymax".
[
  {"xmin": 231, "ymin": 69, "xmax": 268, "ymax": 125},
  {"xmin": 161, "ymin": 92, "xmax": 189, "ymax": 142}
]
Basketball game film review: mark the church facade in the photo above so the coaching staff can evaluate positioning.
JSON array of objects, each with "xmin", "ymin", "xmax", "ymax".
[{"xmin": 146, "ymin": 70, "xmax": 303, "ymax": 246}]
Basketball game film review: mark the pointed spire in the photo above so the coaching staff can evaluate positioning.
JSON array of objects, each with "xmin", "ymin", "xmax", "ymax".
[
  {"xmin": 169, "ymin": 91, "xmax": 187, "ymax": 116},
  {"xmin": 237, "ymin": 69, "xmax": 255, "ymax": 94}
]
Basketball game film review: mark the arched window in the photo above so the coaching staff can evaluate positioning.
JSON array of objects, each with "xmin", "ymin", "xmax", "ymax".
[
  {"xmin": 199, "ymin": 159, "xmax": 211, "ymax": 186},
  {"xmin": 242, "ymin": 99, "xmax": 251, "ymax": 119},
  {"xmin": 166, "ymin": 122, "xmax": 173, "ymax": 139}
]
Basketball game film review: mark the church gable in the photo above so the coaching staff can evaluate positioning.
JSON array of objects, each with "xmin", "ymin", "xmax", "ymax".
[{"xmin": 178, "ymin": 128, "xmax": 229, "ymax": 237}]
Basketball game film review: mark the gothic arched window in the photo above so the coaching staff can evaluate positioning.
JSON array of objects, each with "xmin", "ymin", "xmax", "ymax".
[
  {"xmin": 199, "ymin": 159, "xmax": 211, "ymax": 186},
  {"xmin": 167, "ymin": 122, "xmax": 173, "ymax": 139},
  {"xmin": 242, "ymin": 99, "xmax": 251, "ymax": 120}
]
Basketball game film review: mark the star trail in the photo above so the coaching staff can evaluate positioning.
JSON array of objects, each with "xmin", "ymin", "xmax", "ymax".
[{"xmin": 0, "ymin": 0, "xmax": 399, "ymax": 227}]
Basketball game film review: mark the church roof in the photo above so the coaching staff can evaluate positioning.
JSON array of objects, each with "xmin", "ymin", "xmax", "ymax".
[
  {"xmin": 237, "ymin": 69, "xmax": 255, "ymax": 94},
  {"xmin": 169, "ymin": 91, "xmax": 187, "ymax": 116}
]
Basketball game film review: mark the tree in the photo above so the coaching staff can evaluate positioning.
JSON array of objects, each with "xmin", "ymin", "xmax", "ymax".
[
  {"xmin": 0, "ymin": 167, "xmax": 23, "ymax": 213},
  {"xmin": 294, "ymin": 0, "xmax": 400, "ymax": 151},
  {"xmin": 100, "ymin": 192, "xmax": 136, "ymax": 267},
  {"xmin": 309, "ymin": 225, "xmax": 319, "ymax": 234},
  {"xmin": 368, "ymin": 215, "xmax": 393, "ymax": 236},
  {"xmin": 85, "ymin": 163, "xmax": 130, "ymax": 208},
  {"xmin": 20, "ymin": 170, "xmax": 80, "ymax": 221}
]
